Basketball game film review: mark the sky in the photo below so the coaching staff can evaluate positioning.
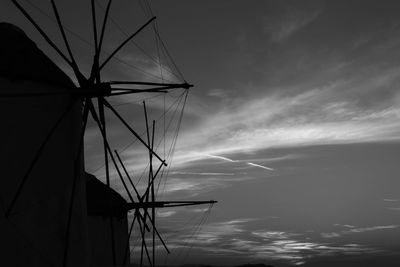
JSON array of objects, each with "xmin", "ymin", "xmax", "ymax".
[{"xmin": 2, "ymin": 0, "xmax": 400, "ymax": 266}]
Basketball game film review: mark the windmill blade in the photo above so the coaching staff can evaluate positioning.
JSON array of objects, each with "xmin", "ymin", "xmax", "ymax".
[
  {"xmin": 151, "ymin": 119, "xmax": 156, "ymax": 265},
  {"xmin": 143, "ymin": 112, "xmax": 171, "ymax": 258},
  {"xmin": 89, "ymin": 0, "xmax": 101, "ymax": 83},
  {"xmin": 137, "ymin": 212, "xmax": 153, "ymax": 267},
  {"xmin": 109, "ymin": 81, "xmax": 193, "ymax": 89},
  {"xmin": 143, "ymin": 101, "xmax": 151, "ymax": 154},
  {"xmin": 130, "ymin": 203, "xmax": 170, "ymax": 254},
  {"xmin": 89, "ymin": 0, "xmax": 113, "ymax": 82},
  {"xmin": 97, "ymin": 0, "xmax": 113, "ymax": 61},
  {"xmin": 50, "ymin": 0, "xmax": 86, "ymax": 85},
  {"xmin": 140, "ymin": 162, "xmax": 163, "ymax": 202},
  {"xmin": 11, "ymin": 0, "xmax": 74, "ymax": 73},
  {"xmin": 127, "ymin": 201, "xmax": 218, "ymax": 210},
  {"xmin": 152, "ymin": 218, "xmax": 170, "ymax": 254},
  {"xmin": 124, "ymin": 210, "xmax": 138, "ymax": 264},
  {"xmin": 91, "ymin": 0, "xmax": 99, "ymax": 54},
  {"xmin": 114, "ymin": 150, "xmax": 141, "ymax": 200},
  {"xmin": 142, "ymin": 102, "xmax": 157, "ymax": 265},
  {"xmin": 109, "ymin": 88, "xmax": 169, "ymax": 96},
  {"xmin": 140, "ymin": 110, "xmax": 154, "ymax": 265},
  {"xmin": 131, "ymin": 210, "xmax": 167, "ymax": 263},
  {"xmin": 141, "ymin": 209, "xmax": 170, "ymax": 254},
  {"xmin": 102, "ymin": 99, "xmax": 167, "ymax": 166},
  {"xmin": 87, "ymin": 100, "xmax": 133, "ymax": 203},
  {"xmin": 100, "ymin": 16, "xmax": 156, "ymax": 71},
  {"xmin": 109, "ymin": 148, "xmax": 135, "ymax": 203},
  {"xmin": 5, "ymin": 98, "xmax": 77, "ymax": 218},
  {"xmin": 88, "ymin": 100, "xmax": 153, "ymax": 232},
  {"xmin": 143, "ymin": 100, "xmax": 152, "ymax": 224},
  {"xmin": 0, "ymin": 86, "xmax": 170, "ymax": 98},
  {"xmin": 114, "ymin": 153, "xmax": 170, "ymax": 251}
]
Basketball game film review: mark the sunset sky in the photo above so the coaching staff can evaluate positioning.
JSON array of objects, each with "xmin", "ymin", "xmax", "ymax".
[{"xmin": 2, "ymin": 0, "xmax": 400, "ymax": 266}]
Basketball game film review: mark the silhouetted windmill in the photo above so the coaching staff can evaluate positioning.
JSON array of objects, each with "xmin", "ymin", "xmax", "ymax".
[{"xmin": 0, "ymin": 1, "xmax": 216, "ymax": 266}]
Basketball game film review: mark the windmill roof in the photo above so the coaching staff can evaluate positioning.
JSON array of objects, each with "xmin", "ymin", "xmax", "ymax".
[
  {"xmin": 86, "ymin": 172, "xmax": 128, "ymax": 218},
  {"xmin": 0, "ymin": 22, "xmax": 75, "ymax": 88}
]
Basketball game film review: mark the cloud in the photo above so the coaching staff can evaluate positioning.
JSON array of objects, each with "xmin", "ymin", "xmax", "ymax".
[
  {"xmin": 348, "ymin": 225, "xmax": 400, "ymax": 233},
  {"xmin": 169, "ymin": 75, "xmax": 400, "ymax": 168},
  {"xmin": 321, "ymin": 225, "xmax": 400, "ymax": 238},
  {"xmin": 158, "ymin": 174, "xmax": 254, "ymax": 197},
  {"xmin": 155, "ymin": 218, "xmax": 390, "ymax": 266},
  {"xmin": 251, "ymin": 241, "xmax": 381, "ymax": 264},
  {"xmin": 108, "ymin": 45, "xmax": 182, "ymax": 84},
  {"xmin": 388, "ymin": 207, "xmax": 400, "ymax": 211},
  {"xmin": 189, "ymin": 207, "xmax": 212, "ymax": 213},
  {"xmin": 157, "ymin": 210, "xmax": 177, "ymax": 218},
  {"xmin": 252, "ymin": 230, "xmax": 298, "ymax": 240},
  {"xmin": 167, "ymin": 218, "xmax": 255, "ymax": 247},
  {"xmin": 384, "ymin": 198, "xmax": 399, "ymax": 202},
  {"xmin": 90, "ymin": 67, "xmax": 400, "ymax": 186},
  {"xmin": 241, "ymin": 229, "xmax": 382, "ymax": 265},
  {"xmin": 334, "ymin": 224, "xmax": 355, "ymax": 228},
  {"xmin": 321, "ymin": 232, "xmax": 341, "ymax": 238},
  {"xmin": 263, "ymin": 2, "xmax": 323, "ymax": 42}
]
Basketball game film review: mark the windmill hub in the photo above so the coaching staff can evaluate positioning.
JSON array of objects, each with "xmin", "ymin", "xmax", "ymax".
[{"xmin": 78, "ymin": 82, "xmax": 112, "ymax": 97}]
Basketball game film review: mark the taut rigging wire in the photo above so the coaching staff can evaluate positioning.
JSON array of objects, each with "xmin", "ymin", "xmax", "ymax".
[{"xmin": 22, "ymin": 0, "xmax": 171, "ymax": 82}]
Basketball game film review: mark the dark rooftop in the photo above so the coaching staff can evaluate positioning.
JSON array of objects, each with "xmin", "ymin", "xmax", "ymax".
[
  {"xmin": 0, "ymin": 22, "xmax": 75, "ymax": 88},
  {"xmin": 86, "ymin": 172, "xmax": 128, "ymax": 218}
]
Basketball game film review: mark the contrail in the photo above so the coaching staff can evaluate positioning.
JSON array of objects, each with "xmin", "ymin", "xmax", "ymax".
[
  {"xmin": 203, "ymin": 153, "xmax": 274, "ymax": 171},
  {"xmin": 247, "ymin": 162, "xmax": 274, "ymax": 171},
  {"xmin": 202, "ymin": 153, "xmax": 238, "ymax": 162}
]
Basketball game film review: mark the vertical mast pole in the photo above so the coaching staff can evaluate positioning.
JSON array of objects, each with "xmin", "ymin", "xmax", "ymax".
[
  {"xmin": 151, "ymin": 120, "xmax": 156, "ymax": 266},
  {"xmin": 142, "ymin": 101, "xmax": 152, "ymax": 266}
]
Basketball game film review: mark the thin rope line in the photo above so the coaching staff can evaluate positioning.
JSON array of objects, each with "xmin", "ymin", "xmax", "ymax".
[
  {"xmin": 23, "ymin": 0, "xmax": 168, "ymax": 82},
  {"xmin": 95, "ymin": 0, "xmax": 181, "ymax": 82}
]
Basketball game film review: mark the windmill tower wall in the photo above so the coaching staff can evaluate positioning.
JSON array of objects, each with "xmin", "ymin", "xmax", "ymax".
[{"xmin": 0, "ymin": 23, "xmax": 90, "ymax": 266}]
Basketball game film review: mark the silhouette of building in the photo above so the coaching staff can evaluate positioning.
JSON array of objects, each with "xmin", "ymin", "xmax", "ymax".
[
  {"xmin": 86, "ymin": 172, "xmax": 129, "ymax": 265},
  {"xmin": 0, "ymin": 22, "xmax": 129, "ymax": 267}
]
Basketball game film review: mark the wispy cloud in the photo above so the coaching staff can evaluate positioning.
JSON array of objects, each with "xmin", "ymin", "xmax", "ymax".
[
  {"xmin": 349, "ymin": 225, "xmax": 400, "ymax": 233},
  {"xmin": 169, "ymin": 74, "xmax": 400, "ymax": 167},
  {"xmin": 175, "ymin": 225, "xmax": 384, "ymax": 266},
  {"xmin": 263, "ymin": 2, "xmax": 323, "ymax": 42},
  {"xmin": 251, "ymin": 241, "xmax": 381, "ymax": 265},
  {"xmin": 169, "ymin": 218, "xmax": 255, "ymax": 246},
  {"xmin": 321, "ymin": 225, "xmax": 400, "ymax": 238},
  {"xmin": 158, "ymin": 175, "xmax": 254, "ymax": 197},
  {"xmin": 334, "ymin": 223, "xmax": 355, "ymax": 228},
  {"xmin": 321, "ymin": 232, "xmax": 341, "ymax": 238},
  {"xmin": 384, "ymin": 198, "xmax": 399, "ymax": 202},
  {"xmin": 388, "ymin": 207, "xmax": 400, "ymax": 211},
  {"xmin": 155, "ymin": 216, "xmax": 391, "ymax": 266},
  {"xmin": 252, "ymin": 230, "xmax": 298, "ymax": 240},
  {"xmin": 157, "ymin": 210, "xmax": 177, "ymax": 218}
]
